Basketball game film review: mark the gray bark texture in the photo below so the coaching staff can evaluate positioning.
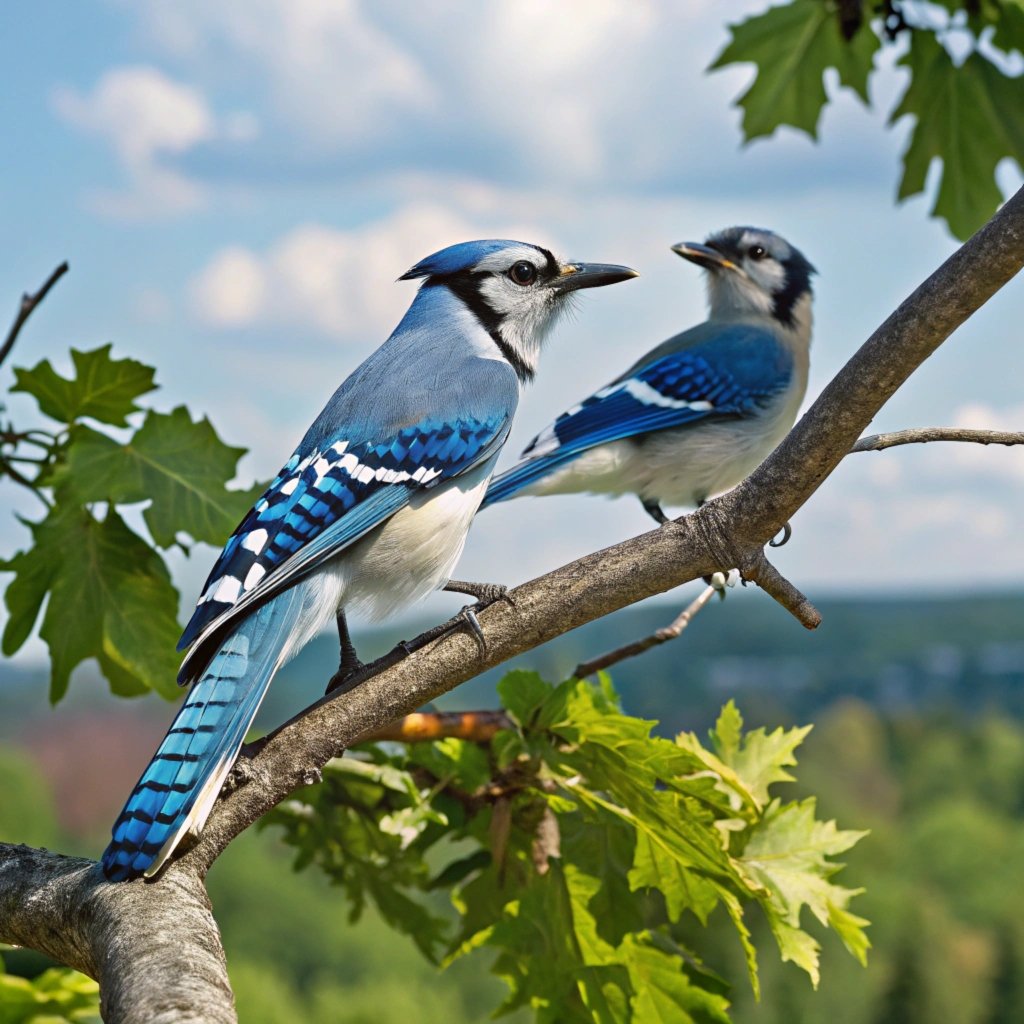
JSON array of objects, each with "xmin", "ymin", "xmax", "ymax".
[{"xmin": 2, "ymin": 185, "xmax": 1023, "ymax": 1022}]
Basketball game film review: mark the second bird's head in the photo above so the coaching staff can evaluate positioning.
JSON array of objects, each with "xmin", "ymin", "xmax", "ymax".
[
  {"xmin": 400, "ymin": 239, "xmax": 637, "ymax": 381},
  {"xmin": 673, "ymin": 227, "xmax": 815, "ymax": 334}
]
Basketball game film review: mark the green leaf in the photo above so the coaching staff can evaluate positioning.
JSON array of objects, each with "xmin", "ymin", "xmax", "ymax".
[
  {"xmin": 712, "ymin": 716, "xmax": 813, "ymax": 808},
  {"xmin": 0, "ymin": 505, "xmax": 182, "ymax": 700},
  {"xmin": 0, "ymin": 960, "xmax": 100, "ymax": 1023},
  {"xmin": 992, "ymin": 0, "xmax": 1024, "ymax": 57},
  {"xmin": 710, "ymin": 0, "xmax": 880, "ymax": 140},
  {"xmin": 11, "ymin": 344, "xmax": 156, "ymax": 426},
  {"xmin": 739, "ymin": 797, "xmax": 870, "ymax": 985},
  {"xmin": 710, "ymin": 700, "xmax": 743, "ymax": 762},
  {"xmin": 408, "ymin": 737, "xmax": 493, "ymax": 793},
  {"xmin": 891, "ymin": 30, "xmax": 1024, "ymax": 239},
  {"xmin": 621, "ymin": 933, "xmax": 732, "ymax": 1024},
  {"xmin": 497, "ymin": 669, "xmax": 552, "ymax": 727},
  {"xmin": 58, "ymin": 408, "xmax": 261, "ymax": 547}
]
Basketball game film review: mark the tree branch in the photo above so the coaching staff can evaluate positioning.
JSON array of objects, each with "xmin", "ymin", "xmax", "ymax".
[
  {"xmin": 2, "ymin": 188, "xmax": 1023, "ymax": 1023},
  {"xmin": 0, "ymin": 844, "xmax": 233, "ymax": 1024},
  {"xmin": 0, "ymin": 262, "xmax": 68, "ymax": 370},
  {"xmin": 851, "ymin": 427, "xmax": 1024, "ymax": 452}
]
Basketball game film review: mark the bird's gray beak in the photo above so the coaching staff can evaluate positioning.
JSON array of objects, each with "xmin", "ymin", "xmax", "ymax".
[
  {"xmin": 551, "ymin": 262, "xmax": 639, "ymax": 293},
  {"xmin": 672, "ymin": 242, "xmax": 739, "ymax": 274}
]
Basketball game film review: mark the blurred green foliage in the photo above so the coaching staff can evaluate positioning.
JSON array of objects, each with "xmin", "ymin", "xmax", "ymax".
[
  {"xmin": 0, "ymin": 952, "xmax": 100, "ymax": 1024},
  {"xmin": 6, "ymin": 691, "xmax": 1024, "ymax": 1022},
  {"xmin": 711, "ymin": 0, "xmax": 1024, "ymax": 239},
  {"xmin": 267, "ymin": 675, "xmax": 867, "ymax": 1021}
]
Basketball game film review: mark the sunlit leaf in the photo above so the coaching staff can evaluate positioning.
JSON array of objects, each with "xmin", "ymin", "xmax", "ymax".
[{"xmin": 11, "ymin": 344, "xmax": 156, "ymax": 426}]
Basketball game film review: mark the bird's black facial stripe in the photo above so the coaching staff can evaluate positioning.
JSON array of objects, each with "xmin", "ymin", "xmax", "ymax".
[
  {"xmin": 430, "ymin": 275, "xmax": 534, "ymax": 382},
  {"xmin": 772, "ymin": 252, "xmax": 815, "ymax": 327}
]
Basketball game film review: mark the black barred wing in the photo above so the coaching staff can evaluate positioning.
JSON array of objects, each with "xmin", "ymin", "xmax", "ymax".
[{"xmin": 177, "ymin": 415, "xmax": 509, "ymax": 668}]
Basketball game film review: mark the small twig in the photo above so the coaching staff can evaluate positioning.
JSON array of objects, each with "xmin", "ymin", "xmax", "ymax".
[
  {"xmin": 738, "ymin": 549, "xmax": 821, "ymax": 629},
  {"xmin": 0, "ymin": 261, "xmax": 69, "ymax": 370},
  {"xmin": 851, "ymin": 427, "xmax": 1024, "ymax": 453},
  {"xmin": 355, "ymin": 710, "xmax": 512, "ymax": 744},
  {"xmin": 574, "ymin": 581, "xmax": 722, "ymax": 678},
  {"xmin": 0, "ymin": 459, "xmax": 51, "ymax": 508}
]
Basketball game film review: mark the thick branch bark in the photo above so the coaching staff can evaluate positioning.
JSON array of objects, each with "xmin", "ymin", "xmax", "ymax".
[
  {"xmin": 0, "ymin": 845, "xmax": 232, "ymax": 1023},
  {"xmin": 2, "ymin": 187, "xmax": 1023, "ymax": 1023}
]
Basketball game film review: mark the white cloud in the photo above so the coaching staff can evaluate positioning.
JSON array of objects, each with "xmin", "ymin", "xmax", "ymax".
[
  {"xmin": 125, "ymin": 0, "xmax": 862, "ymax": 197},
  {"xmin": 52, "ymin": 66, "xmax": 212, "ymax": 216},
  {"xmin": 52, "ymin": 65, "xmax": 258, "ymax": 218},
  {"xmin": 189, "ymin": 202, "xmax": 549, "ymax": 339},
  {"xmin": 138, "ymin": 0, "xmax": 433, "ymax": 146}
]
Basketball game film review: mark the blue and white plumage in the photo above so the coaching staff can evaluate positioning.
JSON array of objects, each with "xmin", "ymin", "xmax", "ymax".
[
  {"xmin": 101, "ymin": 239, "xmax": 636, "ymax": 881},
  {"xmin": 483, "ymin": 227, "xmax": 815, "ymax": 521}
]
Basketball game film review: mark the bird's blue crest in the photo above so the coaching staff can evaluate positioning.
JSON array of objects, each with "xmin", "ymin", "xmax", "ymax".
[{"xmin": 399, "ymin": 239, "xmax": 536, "ymax": 281}]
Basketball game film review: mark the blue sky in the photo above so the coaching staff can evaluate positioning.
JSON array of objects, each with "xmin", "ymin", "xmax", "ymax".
[{"xmin": 3, "ymin": 1, "xmax": 1024, "ymax": 667}]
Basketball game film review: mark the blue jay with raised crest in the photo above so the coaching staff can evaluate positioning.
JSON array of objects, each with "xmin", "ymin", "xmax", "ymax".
[
  {"xmin": 483, "ymin": 227, "xmax": 815, "ymax": 528},
  {"xmin": 101, "ymin": 239, "xmax": 636, "ymax": 882}
]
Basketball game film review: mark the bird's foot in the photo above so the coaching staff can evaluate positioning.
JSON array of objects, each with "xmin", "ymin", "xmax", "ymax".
[
  {"xmin": 324, "ymin": 645, "xmax": 407, "ymax": 696},
  {"xmin": 397, "ymin": 603, "xmax": 490, "ymax": 659},
  {"xmin": 641, "ymin": 499, "xmax": 669, "ymax": 526},
  {"xmin": 768, "ymin": 521, "xmax": 793, "ymax": 548},
  {"xmin": 325, "ymin": 658, "xmax": 365, "ymax": 696},
  {"xmin": 325, "ymin": 611, "xmax": 366, "ymax": 695}
]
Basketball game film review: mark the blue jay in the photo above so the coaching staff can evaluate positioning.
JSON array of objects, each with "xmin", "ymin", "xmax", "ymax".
[
  {"xmin": 482, "ymin": 227, "xmax": 815, "ymax": 529},
  {"xmin": 101, "ymin": 239, "xmax": 636, "ymax": 881}
]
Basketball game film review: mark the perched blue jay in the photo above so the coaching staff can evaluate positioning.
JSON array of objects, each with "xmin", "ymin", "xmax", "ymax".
[
  {"xmin": 101, "ymin": 239, "xmax": 636, "ymax": 881},
  {"xmin": 482, "ymin": 227, "xmax": 815, "ymax": 527}
]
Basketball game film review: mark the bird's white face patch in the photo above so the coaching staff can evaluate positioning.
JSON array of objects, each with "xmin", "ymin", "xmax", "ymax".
[
  {"xmin": 706, "ymin": 228, "xmax": 787, "ymax": 320},
  {"xmin": 473, "ymin": 244, "xmax": 570, "ymax": 378}
]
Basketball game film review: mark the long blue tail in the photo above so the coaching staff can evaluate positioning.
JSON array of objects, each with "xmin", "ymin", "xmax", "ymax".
[
  {"xmin": 480, "ymin": 453, "xmax": 575, "ymax": 509},
  {"xmin": 101, "ymin": 589, "xmax": 303, "ymax": 881}
]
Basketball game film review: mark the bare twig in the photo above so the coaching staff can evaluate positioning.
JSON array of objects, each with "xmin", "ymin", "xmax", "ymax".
[
  {"xmin": 355, "ymin": 710, "xmax": 512, "ymax": 744},
  {"xmin": 852, "ymin": 427, "xmax": 1024, "ymax": 452},
  {"xmin": 737, "ymin": 549, "xmax": 822, "ymax": 629},
  {"xmin": 574, "ymin": 582, "xmax": 720, "ymax": 678},
  {"xmin": 0, "ymin": 262, "xmax": 69, "ymax": 369},
  {"xmin": 0, "ymin": 458, "xmax": 52, "ymax": 507}
]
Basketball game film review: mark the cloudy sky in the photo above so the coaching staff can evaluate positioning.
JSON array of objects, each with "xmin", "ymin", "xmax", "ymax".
[{"xmin": 3, "ymin": 0, "xmax": 1024, "ymax": 663}]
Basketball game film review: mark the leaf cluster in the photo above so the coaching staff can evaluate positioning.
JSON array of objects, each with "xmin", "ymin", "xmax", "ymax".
[
  {"xmin": 711, "ymin": 0, "xmax": 1024, "ymax": 239},
  {"xmin": 267, "ymin": 674, "xmax": 869, "ymax": 1022},
  {"xmin": 1, "ymin": 346, "xmax": 260, "ymax": 701},
  {"xmin": 0, "ymin": 952, "xmax": 100, "ymax": 1024}
]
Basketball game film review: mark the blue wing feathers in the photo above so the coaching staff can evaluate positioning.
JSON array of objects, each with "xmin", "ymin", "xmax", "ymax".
[
  {"xmin": 178, "ymin": 415, "xmax": 510, "ymax": 672},
  {"xmin": 483, "ymin": 323, "xmax": 793, "ymax": 507}
]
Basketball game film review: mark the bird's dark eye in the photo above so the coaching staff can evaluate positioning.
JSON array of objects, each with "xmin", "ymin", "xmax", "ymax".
[
  {"xmin": 508, "ymin": 261, "xmax": 537, "ymax": 286},
  {"xmin": 748, "ymin": 245, "xmax": 767, "ymax": 260}
]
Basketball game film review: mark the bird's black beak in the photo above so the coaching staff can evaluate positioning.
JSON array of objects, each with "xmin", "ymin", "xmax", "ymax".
[
  {"xmin": 551, "ymin": 262, "xmax": 639, "ymax": 293},
  {"xmin": 672, "ymin": 242, "xmax": 738, "ymax": 273}
]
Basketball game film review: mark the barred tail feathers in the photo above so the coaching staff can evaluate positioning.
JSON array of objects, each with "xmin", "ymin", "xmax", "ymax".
[{"xmin": 101, "ymin": 589, "xmax": 303, "ymax": 881}]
